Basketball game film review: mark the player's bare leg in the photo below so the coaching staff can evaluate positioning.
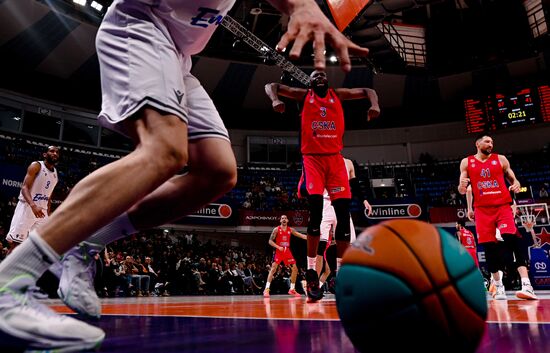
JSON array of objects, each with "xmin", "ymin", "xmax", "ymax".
[
  {"xmin": 288, "ymin": 264, "xmax": 301, "ymax": 297},
  {"xmin": 0, "ymin": 109, "xmax": 188, "ymax": 351},
  {"xmin": 264, "ymin": 262, "xmax": 279, "ymax": 297},
  {"xmin": 58, "ymin": 137, "xmax": 237, "ymax": 317},
  {"xmin": 40, "ymin": 111, "xmax": 189, "ymax": 253}
]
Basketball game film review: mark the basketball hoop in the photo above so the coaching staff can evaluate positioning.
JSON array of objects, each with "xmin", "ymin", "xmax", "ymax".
[
  {"xmin": 521, "ymin": 214, "xmax": 541, "ymax": 247},
  {"xmin": 516, "ymin": 203, "xmax": 549, "ymax": 248},
  {"xmin": 520, "ymin": 214, "xmax": 536, "ymax": 233}
]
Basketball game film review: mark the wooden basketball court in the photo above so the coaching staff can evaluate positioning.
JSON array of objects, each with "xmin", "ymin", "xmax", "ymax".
[{"xmin": 46, "ymin": 291, "xmax": 550, "ymax": 353}]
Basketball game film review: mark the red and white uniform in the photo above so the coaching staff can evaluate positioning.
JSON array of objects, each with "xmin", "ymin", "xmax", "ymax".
[
  {"xmin": 458, "ymin": 228, "xmax": 479, "ymax": 267},
  {"xmin": 467, "ymin": 154, "xmax": 516, "ymax": 243},
  {"xmin": 273, "ymin": 226, "xmax": 296, "ymax": 265},
  {"xmin": 320, "ymin": 162, "xmax": 356, "ymax": 243},
  {"xmin": 297, "ymin": 89, "xmax": 351, "ymax": 200}
]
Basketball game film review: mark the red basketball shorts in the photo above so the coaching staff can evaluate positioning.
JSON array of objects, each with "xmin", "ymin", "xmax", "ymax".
[
  {"xmin": 273, "ymin": 247, "xmax": 296, "ymax": 265},
  {"xmin": 474, "ymin": 204, "xmax": 517, "ymax": 244},
  {"xmin": 298, "ymin": 154, "xmax": 351, "ymax": 200}
]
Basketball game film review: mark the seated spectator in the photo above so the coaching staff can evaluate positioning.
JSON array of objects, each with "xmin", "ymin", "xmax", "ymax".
[
  {"xmin": 241, "ymin": 263, "xmax": 262, "ymax": 294},
  {"xmin": 144, "ymin": 257, "xmax": 160, "ymax": 295},
  {"xmin": 135, "ymin": 256, "xmax": 152, "ymax": 296},
  {"xmin": 124, "ymin": 256, "xmax": 150, "ymax": 297}
]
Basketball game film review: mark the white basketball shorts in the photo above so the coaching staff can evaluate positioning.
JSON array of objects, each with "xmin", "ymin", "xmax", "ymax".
[
  {"xmin": 6, "ymin": 201, "xmax": 48, "ymax": 244},
  {"xmin": 320, "ymin": 198, "xmax": 356, "ymax": 243},
  {"xmin": 95, "ymin": 1, "xmax": 229, "ymax": 142}
]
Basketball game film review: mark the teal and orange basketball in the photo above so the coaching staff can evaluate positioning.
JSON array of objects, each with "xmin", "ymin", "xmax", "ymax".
[{"xmin": 336, "ymin": 219, "xmax": 487, "ymax": 353}]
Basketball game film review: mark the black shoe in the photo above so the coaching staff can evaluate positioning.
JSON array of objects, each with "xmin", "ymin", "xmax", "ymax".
[
  {"xmin": 305, "ymin": 269, "xmax": 323, "ymax": 303},
  {"xmin": 327, "ymin": 277, "xmax": 336, "ymax": 295}
]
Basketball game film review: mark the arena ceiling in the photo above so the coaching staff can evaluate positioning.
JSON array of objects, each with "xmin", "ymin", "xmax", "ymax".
[{"xmin": 0, "ymin": 0, "xmax": 547, "ymax": 130}]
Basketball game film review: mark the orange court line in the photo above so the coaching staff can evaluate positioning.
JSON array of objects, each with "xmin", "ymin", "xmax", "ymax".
[
  {"xmin": 50, "ymin": 296, "xmax": 550, "ymax": 324},
  {"xmin": 51, "ymin": 297, "xmax": 341, "ymax": 320}
]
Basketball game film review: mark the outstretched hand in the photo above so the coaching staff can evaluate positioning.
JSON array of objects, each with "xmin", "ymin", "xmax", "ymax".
[
  {"xmin": 367, "ymin": 106, "xmax": 380, "ymax": 121},
  {"xmin": 273, "ymin": 100, "xmax": 286, "ymax": 113},
  {"xmin": 364, "ymin": 200, "xmax": 373, "ymax": 216},
  {"xmin": 276, "ymin": 1, "xmax": 369, "ymax": 72}
]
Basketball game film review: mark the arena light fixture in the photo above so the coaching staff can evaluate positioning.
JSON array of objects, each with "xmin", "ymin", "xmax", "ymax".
[
  {"xmin": 73, "ymin": 0, "xmax": 86, "ymax": 6},
  {"xmin": 91, "ymin": 1, "xmax": 103, "ymax": 11},
  {"xmin": 329, "ymin": 55, "xmax": 338, "ymax": 63}
]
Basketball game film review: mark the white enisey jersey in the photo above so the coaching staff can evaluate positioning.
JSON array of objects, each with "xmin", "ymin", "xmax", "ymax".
[
  {"xmin": 18, "ymin": 161, "xmax": 58, "ymax": 209},
  {"xmin": 323, "ymin": 161, "xmax": 352, "ymax": 201},
  {"xmin": 125, "ymin": 0, "xmax": 236, "ymax": 56}
]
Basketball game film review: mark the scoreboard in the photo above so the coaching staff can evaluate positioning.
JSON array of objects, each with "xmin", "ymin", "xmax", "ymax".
[{"xmin": 464, "ymin": 85, "xmax": 550, "ymax": 133}]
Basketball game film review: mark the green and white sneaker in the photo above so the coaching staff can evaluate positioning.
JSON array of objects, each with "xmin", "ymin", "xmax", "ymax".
[
  {"xmin": 58, "ymin": 242, "xmax": 103, "ymax": 319},
  {"xmin": 0, "ymin": 276, "xmax": 105, "ymax": 352}
]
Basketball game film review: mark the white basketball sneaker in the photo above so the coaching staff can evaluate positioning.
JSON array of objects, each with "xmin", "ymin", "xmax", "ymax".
[
  {"xmin": 516, "ymin": 284, "xmax": 538, "ymax": 300},
  {"xmin": 488, "ymin": 271, "xmax": 503, "ymax": 297},
  {"xmin": 58, "ymin": 242, "xmax": 103, "ymax": 319},
  {"xmin": 0, "ymin": 275, "xmax": 105, "ymax": 352},
  {"xmin": 494, "ymin": 285, "xmax": 507, "ymax": 300}
]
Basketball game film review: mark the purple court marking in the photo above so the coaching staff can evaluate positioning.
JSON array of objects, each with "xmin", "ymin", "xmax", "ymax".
[{"xmin": 76, "ymin": 316, "xmax": 550, "ymax": 353}]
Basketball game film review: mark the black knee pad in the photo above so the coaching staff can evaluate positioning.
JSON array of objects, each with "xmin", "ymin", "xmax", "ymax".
[
  {"xmin": 307, "ymin": 194, "xmax": 323, "ymax": 236},
  {"xmin": 332, "ymin": 198, "xmax": 351, "ymax": 242},
  {"xmin": 502, "ymin": 233, "xmax": 529, "ymax": 268},
  {"xmin": 484, "ymin": 242, "xmax": 507, "ymax": 274},
  {"xmin": 317, "ymin": 240, "xmax": 328, "ymax": 256}
]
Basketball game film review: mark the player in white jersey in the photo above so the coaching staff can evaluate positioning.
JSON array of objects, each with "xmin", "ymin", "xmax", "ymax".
[
  {"xmin": 6, "ymin": 146, "xmax": 59, "ymax": 254},
  {"xmin": 0, "ymin": 0, "xmax": 370, "ymax": 351},
  {"xmin": 316, "ymin": 158, "xmax": 372, "ymax": 286}
]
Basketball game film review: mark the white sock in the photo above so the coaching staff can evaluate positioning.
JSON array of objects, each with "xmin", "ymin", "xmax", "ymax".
[
  {"xmin": 87, "ymin": 212, "xmax": 137, "ymax": 247},
  {"xmin": 521, "ymin": 277, "xmax": 532, "ymax": 287},
  {"xmin": 337, "ymin": 258, "xmax": 342, "ymax": 273},
  {"xmin": 494, "ymin": 280, "xmax": 503, "ymax": 287},
  {"xmin": 491, "ymin": 271, "xmax": 503, "ymax": 281},
  {"xmin": 48, "ymin": 261, "xmax": 63, "ymax": 278},
  {"xmin": 0, "ymin": 231, "xmax": 60, "ymax": 287},
  {"xmin": 307, "ymin": 256, "xmax": 316, "ymax": 270},
  {"xmin": 290, "ymin": 283, "xmax": 295, "ymax": 290},
  {"xmin": 319, "ymin": 281, "xmax": 324, "ymax": 289},
  {"xmin": 265, "ymin": 282, "xmax": 271, "ymax": 289}
]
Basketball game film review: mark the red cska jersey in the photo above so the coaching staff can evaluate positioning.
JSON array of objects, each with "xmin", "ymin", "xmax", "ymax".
[
  {"xmin": 300, "ymin": 88, "xmax": 345, "ymax": 155},
  {"xmin": 275, "ymin": 226, "xmax": 292, "ymax": 247},
  {"xmin": 459, "ymin": 228, "xmax": 476, "ymax": 249},
  {"xmin": 467, "ymin": 153, "xmax": 512, "ymax": 207}
]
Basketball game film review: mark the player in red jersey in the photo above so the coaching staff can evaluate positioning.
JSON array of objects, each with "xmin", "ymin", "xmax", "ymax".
[
  {"xmin": 265, "ymin": 71, "xmax": 379, "ymax": 302},
  {"xmin": 264, "ymin": 215, "xmax": 307, "ymax": 298},
  {"xmin": 466, "ymin": 184, "xmax": 503, "ymax": 295},
  {"xmin": 458, "ymin": 134, "xmax": 536, "ymax": 300},
  {"xmin": 455, "ymin": 219, "xmax": 479, "ymax": 267}
]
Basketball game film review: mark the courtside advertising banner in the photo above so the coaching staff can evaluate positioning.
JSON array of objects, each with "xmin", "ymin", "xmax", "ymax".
[
  {"xmin": 0, "ymin": 163, "xmax": 25, "ymax": 197},
  {"xmin": 353, "ymin": 203, "xmax": 425, "ymax": 226},
  {"xmin": 529, "ymin": 243, "xmax": 550, "ymax": 289},
  {"xmin": 177, "ymin": 202, "xmax": 238, "ymax": 226},
  {"xmin": 239, "ymin": 210, "xmax": 309, "ymax": 227}
]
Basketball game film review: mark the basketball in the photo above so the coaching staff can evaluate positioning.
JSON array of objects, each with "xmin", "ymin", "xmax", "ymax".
[{"xmin": 335, "ymin": 219, "xmax": 487, "ymax": 353}]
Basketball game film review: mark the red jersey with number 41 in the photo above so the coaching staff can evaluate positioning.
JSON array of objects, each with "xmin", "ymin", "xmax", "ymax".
[
  {"xmin": 300, "ymin": 88, "xmax": 345, "ymax": 155},
  {"xmin": 467, "ymin": 153, "xmax": 512, "ymax": 207}
]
